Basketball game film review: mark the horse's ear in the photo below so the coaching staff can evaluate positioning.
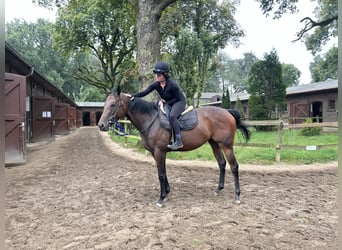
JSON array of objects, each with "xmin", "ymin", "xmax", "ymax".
[
  {"xmin": 116, "ymin": 85, "xmax": 121, "ymax": 95},
  {"xmin": 106, "ymin": 88, "xmax": 111, "ymax": 95}
]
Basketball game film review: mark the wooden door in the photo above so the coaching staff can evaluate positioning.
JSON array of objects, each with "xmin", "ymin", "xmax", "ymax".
[{"xmin": 5, "ymin": 73, "xmax": 26, "ymax": 164}]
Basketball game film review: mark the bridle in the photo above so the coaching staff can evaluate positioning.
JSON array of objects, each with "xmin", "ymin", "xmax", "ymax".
[{"xmin": 107, "ymin": 94, "xmax": 122, "ymax": 125}]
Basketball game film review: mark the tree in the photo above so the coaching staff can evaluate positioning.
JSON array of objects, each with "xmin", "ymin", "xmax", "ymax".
[
  {"xmin": 256, "ymin": 0, "xmax": 337, "ymax": 55},
  {"xmin": 35, "ymin": 0, "xmax": 179, "ymax": 92},
  {"xmin": 221, "ymin": 88, "xmax": 231, "ymax": 109},
  {"xmin": 161, "ymin": 0, "xmax": 243, "ymax": 105},
  {"xmin": 5, "ymin": 18, "xmax": 86, "ymax": 99},
  {"xmin": 6, "ymin": 19, "xmax": 65, "ymax": 87},
  {"xmin": 53, "ymin": 0, "xmax": 136, "ymax": 93},
  {"xmin": 168, "ymin": 28, "xmax": 203, "ymax": 105},
  {"xmin": 134, "ymin": 0, "xmax": 177, "ymax": 90},
  {"xmin": 310, "ymin": 46, "xmax": 338, "ymax": 82},
  {"xmin": 282, "ymin": 63, "xmax": 301, "ymax": 87},
  {"xmin": 247, "ymin": 49, "xmax": 286, "ymax": 120}
]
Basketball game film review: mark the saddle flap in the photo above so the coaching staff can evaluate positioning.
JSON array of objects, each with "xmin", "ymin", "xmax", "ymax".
[{"xmin": 159, "ymin": 106, "xmax": 198, "ymax": 131}]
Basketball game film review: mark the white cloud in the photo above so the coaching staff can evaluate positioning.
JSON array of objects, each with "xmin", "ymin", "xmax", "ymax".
[
  {"xmin": 5, "ymin": 0, "xmax": 56, "ymax": 23},
  {"xmin": 223, "ymin": 0, "xmax": 329, "ymax": 85}
]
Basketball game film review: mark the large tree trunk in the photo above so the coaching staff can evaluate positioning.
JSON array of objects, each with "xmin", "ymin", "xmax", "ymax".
[
  {"xmin": 136, "ymin": 0, "xmax": 177, "ymax": 92},
  {"xmin": 136, "ymin": 0, "xmax": 161, "ymax": 91}
]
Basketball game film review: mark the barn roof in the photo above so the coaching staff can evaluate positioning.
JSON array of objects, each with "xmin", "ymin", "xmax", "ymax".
[
  {"xmin": 286, "ymin": 79, "xmax": 338, "ymax": 95},
  {"xmin": 5, "ymin": 41, "xmax": 77, "ymax": 107},
  {"xmin": 76, "ymin": 102, "xmax": 104, "ymax": 107},
  {"xmin": 195, "ymin": 92, "xmax": 250, "ymax": 101}
]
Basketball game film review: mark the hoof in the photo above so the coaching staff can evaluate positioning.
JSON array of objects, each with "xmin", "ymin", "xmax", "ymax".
[
  {"xmin": 214, "ymin": 187, "xmax": 223, "ymax": 196},
  {"xmin": 156, "ymin": 197, "xmax": 168, "ymax": 207},
  {"xmin": 234, "ymin": 199, "xmax": 241, "ymax": 205}
]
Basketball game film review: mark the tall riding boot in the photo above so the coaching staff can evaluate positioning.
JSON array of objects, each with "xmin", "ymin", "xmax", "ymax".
[{"xmin": 167, "ymin": 133, "xmax": 183, "ymax": 150}]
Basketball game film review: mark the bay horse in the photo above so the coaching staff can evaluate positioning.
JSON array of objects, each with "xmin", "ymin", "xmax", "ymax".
[{"xmin": 98, "ymin": 86, "xmax": 250, "ymax": 207}]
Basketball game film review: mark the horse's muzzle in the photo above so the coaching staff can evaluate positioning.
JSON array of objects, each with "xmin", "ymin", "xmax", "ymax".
[{"xmin": 98, "ymin": 122, "xmax": 109, "ymax": 131}]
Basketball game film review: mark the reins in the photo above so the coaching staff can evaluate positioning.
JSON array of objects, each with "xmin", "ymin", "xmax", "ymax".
[
  {"xmin": 140, "ymin": 111, "xmax": 158, "ymax": 134},
  {"xmin": 108, "ymin": 93, "xmax": 158, "ymax": 134}
]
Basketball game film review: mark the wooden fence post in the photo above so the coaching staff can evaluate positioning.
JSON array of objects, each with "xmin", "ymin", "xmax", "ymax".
[
  {"xmin": 275, "ymin": 121, "xmax": 284, "ymax": 162},
  {"xmin": 124, "ymin": 119, "xmax": 128, "ymax": 145}
]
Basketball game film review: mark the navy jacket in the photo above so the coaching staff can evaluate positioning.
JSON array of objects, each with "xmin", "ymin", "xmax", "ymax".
[{"xmin": 133, "ymin": 79, "xmax": 186, "ymax": 106}]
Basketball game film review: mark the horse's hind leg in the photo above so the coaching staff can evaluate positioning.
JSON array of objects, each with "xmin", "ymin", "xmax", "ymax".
[
  {"xmin": 223, "ymin": 147, "xmax": 241, "ymax": 204},
  {"xmin": 209, "ymin": 140, "xmax": 226, "ymax": 194}
]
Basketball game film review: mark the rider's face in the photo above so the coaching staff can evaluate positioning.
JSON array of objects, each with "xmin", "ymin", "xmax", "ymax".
[{"xmin": 155, "ymin": 74, "xmax": 166, "ymax": 82}]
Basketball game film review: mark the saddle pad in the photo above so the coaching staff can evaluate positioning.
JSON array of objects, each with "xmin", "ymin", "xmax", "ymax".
[{"xmin": 159, "ymin": 109, "xmax": 198, "ymax": 131}]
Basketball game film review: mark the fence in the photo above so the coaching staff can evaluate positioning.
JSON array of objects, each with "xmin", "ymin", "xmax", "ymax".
[
  {"xmin": 237, "ymin": 120, "xmax": 338, "ymax": 162},
  {"xmin": 112, "ymin": 119, "xmax": 338, "ymax": 162}
]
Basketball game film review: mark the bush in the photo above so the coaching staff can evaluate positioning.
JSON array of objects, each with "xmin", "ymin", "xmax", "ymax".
[{"xmin": 299, "ymin": 118, "xmax": 322, "ymax": 136}]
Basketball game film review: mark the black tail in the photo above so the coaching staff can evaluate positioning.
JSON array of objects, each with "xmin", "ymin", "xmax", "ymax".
[{"xmin": 228, "ymin": 109, "xmax": 251, "ymax": 143}]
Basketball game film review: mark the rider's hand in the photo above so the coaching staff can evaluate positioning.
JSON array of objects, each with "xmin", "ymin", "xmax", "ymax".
[{"xmin": 124, "ymin": 93, "xmax": 134, "ymax": 100}]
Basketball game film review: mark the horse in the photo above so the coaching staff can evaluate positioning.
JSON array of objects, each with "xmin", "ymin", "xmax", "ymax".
[{"xmin": 98, "ymin": 86, "xmax": 251, "ymax": 207}]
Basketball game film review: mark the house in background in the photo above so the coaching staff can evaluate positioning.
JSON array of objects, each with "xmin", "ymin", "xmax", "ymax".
[
  {"xmin": 76, "ymin": 102, "xmax": 104, "ymax": 126},
  {"xmin": 198, "ymin": 92, "xmax": 251, "ymax": 119},
  {"xmin": 197, "ymin": 79, "xmax": 338, "ymax": 123},
  {"xmin": 285, "ymin": 79, "xmax": 338, "ymax": 123}
]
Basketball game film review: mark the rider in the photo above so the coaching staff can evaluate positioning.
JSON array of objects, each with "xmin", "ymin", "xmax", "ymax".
[{"xmin": 129, "ymin": 61, "xmax": 186, "ymax": 150}]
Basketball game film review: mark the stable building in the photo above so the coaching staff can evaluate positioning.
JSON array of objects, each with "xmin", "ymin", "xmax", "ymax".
[
  {"xmin": 285, "ymin": 79, "xmax": 338, "ymax": 123},
  {"xmin": 5, "ymin": 42, "xmax": 80, "ymax": 164}
]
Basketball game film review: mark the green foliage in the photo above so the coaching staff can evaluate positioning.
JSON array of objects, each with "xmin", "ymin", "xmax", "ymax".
[
  {"xmin": 299, "ymin": 118, "xmax": 323, "ymax": 136},
  {"xmin": 256, "ymin": 0, "xmax": 300, "ymax": 18},
  {"xmin": 282, "ymin": 63, "xmax": 301, "ymax": 86},
  {"xmin": 247, "ymin": 49, "xmax": 286, "ymax": 119},
  {"xmin": 248, "ymin": 95, "xmax": 268, "ymax": 120},
  {"xmin": 305, "ymin": 0, "xmax": 337, "ymax": 55},
  {"xmin": 5, "ymin": 18, "xmax": 86, "ymax": 100},
  {"xmin": 53, "ymin": 0, "xmax": 136, "ymax": 91},
  {"xmin": 310, "ymin": 47, "xmax": 338, "ymax": 82},
  {"xmin": 6, "ymin": 19, "xmax": 64, "ymax": 86},
  {"xmin": 169, "ymin": 28, "xmax": 203, "ymax": 106},
  {"xmin": 221, "ymin": 88, "xmax": 231, "ymax": 109},
  {"xmin": 160, "ymin": 0, "xmax": 243, "ymax": 106}
]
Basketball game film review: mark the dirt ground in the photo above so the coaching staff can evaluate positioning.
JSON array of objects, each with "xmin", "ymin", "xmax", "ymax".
[{"xmin": 5, "ymin": 127, "xmax": 338, "ymax": 250}]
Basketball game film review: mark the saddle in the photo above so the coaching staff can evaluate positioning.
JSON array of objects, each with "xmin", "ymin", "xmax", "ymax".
[{"xmin": 159, "ymin": 103, "xmax": 198, "ymax": 131}]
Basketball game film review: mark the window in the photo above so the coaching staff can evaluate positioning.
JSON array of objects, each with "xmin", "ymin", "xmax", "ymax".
[{"xmin": 328, "ymin": 99, "xmax": 336, "ymax": 111}]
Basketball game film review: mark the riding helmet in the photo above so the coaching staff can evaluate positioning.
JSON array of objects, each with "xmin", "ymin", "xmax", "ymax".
[{"xmin": 153, "ymin": 61, "xmax": 170, "ymax": 76}]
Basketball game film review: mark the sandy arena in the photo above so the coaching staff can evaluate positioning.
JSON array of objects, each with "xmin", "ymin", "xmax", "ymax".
[{"xmin": 5, "ymin": 127, "xmax": 338, "ymax": 249}]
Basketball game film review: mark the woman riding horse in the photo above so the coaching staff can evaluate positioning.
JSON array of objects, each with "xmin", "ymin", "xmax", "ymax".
[{"xmin": 127, "ymin": 62, "xmax": 186, "ymax": 150}]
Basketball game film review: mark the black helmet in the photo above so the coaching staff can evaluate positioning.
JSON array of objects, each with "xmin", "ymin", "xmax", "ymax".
[{"xmin": 153, "ymin": 61, "xmax": 169, "ymax": 75}]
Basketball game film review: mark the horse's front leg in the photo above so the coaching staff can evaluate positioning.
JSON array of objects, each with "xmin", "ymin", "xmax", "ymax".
[{"xmin": 154, "ymin": 150, "xmax": 169, "ymax": 207}]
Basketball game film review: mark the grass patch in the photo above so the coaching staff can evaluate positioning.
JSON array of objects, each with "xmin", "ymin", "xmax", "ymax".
[{"xmin": 108, "ymin": 128, "xmax": 338, "ymax": 165}]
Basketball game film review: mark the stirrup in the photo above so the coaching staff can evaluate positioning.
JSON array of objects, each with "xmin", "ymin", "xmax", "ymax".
[{"xmin": 167, "ymin": 142, "xmax": 183, "ymax": 150}]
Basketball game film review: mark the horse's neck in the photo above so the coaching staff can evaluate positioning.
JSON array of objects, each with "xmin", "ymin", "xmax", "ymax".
[{"xmin": 126, "ymin": 109, "xmax": 157, "ymax": 134}]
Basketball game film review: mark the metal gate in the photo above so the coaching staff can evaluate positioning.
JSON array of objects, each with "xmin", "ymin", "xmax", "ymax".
[
  {"xmin": 5, "ymin": 73, "xmax": 26, "ymax": 164},
  {"xmin": 32, "ymin": 96, "xmax": 55, "ymax": 142}
]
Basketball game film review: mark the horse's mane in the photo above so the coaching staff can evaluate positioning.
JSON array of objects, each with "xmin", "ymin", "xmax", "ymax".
[{"xmin": 128, "ymin": 97, "xmax": 157, "ymax": 115}]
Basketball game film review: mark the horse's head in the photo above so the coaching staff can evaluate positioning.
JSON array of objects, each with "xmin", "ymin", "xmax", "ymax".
[{"xmin": 98, "ymin": 85, "xmax": 127, "ymax": 131}]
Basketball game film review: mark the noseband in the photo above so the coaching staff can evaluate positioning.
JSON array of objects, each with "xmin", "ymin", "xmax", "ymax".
[{"xmin": 108, "ymin": 94, "xmax": 122, "ymax": 124}]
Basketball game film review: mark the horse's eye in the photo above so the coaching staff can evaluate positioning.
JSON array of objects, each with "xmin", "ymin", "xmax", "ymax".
[{"xmin": 111, "ymin": 103, "xmax": 116, "ymax": 108}]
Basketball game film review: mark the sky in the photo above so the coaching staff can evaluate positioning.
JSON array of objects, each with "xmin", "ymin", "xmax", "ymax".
[
  {"xmin": 223, "ymin": 0, "xmax": 323, "ymax": 85},
  {"xmin": 5, "ymin": 0, "xmax": 337, "ymax": 85}
]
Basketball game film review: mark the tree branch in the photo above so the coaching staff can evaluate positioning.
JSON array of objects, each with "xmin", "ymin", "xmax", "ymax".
[
  {"xmin": 155, "ymin": 0, "xmax": 178, "ymax": 19},
  {"xmin": 292, "ymin": 15, "xmax": 338, "ymax": 42}
]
